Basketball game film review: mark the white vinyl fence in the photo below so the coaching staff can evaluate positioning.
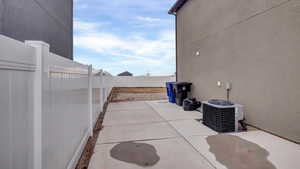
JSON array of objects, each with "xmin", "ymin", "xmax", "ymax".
[
  {"xmin": 0, "ymin": 35, "xmax": 113, "ymax": 169},
  {"xmin": 113, "ymin": 76, "xmax": 175, "ymax": 87}
]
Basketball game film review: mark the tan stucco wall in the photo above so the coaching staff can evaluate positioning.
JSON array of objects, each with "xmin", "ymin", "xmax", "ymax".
[{"xmin": 176, "ymin": 0, "xmax": 300, "ymax": 143}]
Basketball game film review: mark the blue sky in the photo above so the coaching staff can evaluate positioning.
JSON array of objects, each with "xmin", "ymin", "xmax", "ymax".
[{"xmin": 74, "ymin": 0, "xmax": 177, "ymax": 76}]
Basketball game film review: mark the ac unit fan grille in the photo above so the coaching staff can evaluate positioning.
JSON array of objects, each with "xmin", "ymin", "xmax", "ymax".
[{"xmin": 203, "ymin": 104, "xmax": 235, "ymax": 132}]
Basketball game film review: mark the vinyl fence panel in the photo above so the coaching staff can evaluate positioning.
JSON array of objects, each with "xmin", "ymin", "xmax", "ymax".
[
  {"xmin": 0, "ymin": 35, "xmax": 36, "ymax": 169},
  {"xmin": 0, "ymin": 35, "xmax": 114, "ymax": 169}
]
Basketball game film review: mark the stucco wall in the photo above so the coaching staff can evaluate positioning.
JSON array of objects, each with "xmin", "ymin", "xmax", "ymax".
[
  {"xmin": 0, "ymin": 0, "xmax": 73, "ymax": 59},
  {"xmin": 0, "ymin": 0, "xmax": 3, "ymax": 34},
  {"xmin": 176, "ymin": 0, "xmax": 300, "ymax": 143}
]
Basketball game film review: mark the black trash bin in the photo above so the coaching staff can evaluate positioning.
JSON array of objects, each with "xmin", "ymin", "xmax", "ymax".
[{"xmin": 173, "ymin": 82, "xmax": 192, "ymax": 106}]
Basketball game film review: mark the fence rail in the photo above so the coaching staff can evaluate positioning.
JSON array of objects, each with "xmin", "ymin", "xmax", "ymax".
[{"xmin": 0, "ymin": 35, "xmax": 113, "ymax": 169}]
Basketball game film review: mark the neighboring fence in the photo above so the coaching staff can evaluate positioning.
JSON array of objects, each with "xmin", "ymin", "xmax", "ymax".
[
  {"xmin": 113, "ymin": 76, "xmax": 175, "ymax": 88},
  {"xmin": 0, "ymin": 35, "xmax": 113, "ymax": 169}
]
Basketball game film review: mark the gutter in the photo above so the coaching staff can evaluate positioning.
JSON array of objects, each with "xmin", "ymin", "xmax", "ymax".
[
  {"xmin": 168, "ymin": 0, "xmax": 189, "ymax": 15},
  {"xmin": 175, "ymin": 15, "xmax": 178, "ymax": 81}
]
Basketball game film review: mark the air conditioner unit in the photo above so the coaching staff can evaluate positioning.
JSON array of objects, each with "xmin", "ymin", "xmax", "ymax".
[{"xmin": 202, "ymin": 100, "xmax": 244, "ymax": 132}]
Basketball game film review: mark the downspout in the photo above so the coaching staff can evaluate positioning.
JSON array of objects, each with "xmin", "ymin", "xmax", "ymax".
[
  {"xmin": 71, "ymin": 0, "xmax": 74, "ymax": 60},
  {"xmin": 175, "ymin": 14, "xmax": 178, "ymax": 82}
]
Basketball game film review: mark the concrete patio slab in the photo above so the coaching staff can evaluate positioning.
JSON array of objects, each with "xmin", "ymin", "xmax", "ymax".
[
  {"xmin": 103, "ymin": 109, "xmax": 164, "ymax": 126},
  {"xmin": 169, "ymin": 119, "xmax": 218, "ymax": 137},
  {"xmin": 186, "ymin": 131, "xmax": 300, "ymax": 169},
  {"xmin": 90, "ymin": 138, "xmax": 214, "ymax": 169},
  {"xmin": 97, "ymin": 122, "xmax": 179, "ymax": 144},
  {"xmin": 90, "ymin": 100, "xmax": 300, "ymax": 169},
  {"xmin": 107, "ymin": 101, "xmax": 151, "ymax": 111},
  {"xmin": 147, "ymin": 100, "xmax": 201, "ymax": 121}
]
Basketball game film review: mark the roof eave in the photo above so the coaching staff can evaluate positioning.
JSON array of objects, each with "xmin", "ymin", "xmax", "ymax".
[{"xmin": 168, "ymin": 0, "xmax": 188, "ymax": 15}]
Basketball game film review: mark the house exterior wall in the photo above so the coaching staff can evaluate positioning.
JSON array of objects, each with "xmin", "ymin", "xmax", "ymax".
[
  {"xmin": 176, "ymin": 0, "xmax": 300, "ymax": 143},
  {"xmin": 0, "ymin": 0, "xmax": 73, "ymax": 59},
  {"xmin": 0, "ymin": 0, "xmax": 3, "ymax": 34}
]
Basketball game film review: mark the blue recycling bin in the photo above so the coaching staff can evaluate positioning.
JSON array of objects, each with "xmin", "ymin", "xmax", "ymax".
[{"xmin": 166, "ymin": 82, "xmax": 176, "ymax": 103}]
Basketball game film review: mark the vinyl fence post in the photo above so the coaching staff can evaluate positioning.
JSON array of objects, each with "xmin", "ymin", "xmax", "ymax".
[
  {"xmin": 99, "ymin": 70, "xmax": 104, "ymax": 112},
  {"xmin": 103, "ymin": 73, "xmax": 107, "ymax": 102},
  {"xmin": 98, "ymin": 70, "xmax": 103, "ymax": 112},
  {"xmin": 25, "ymin": 41, "xmax": 49, "ymax": 169},
  {"xmin": 88, "ymin": 65, "xmax": 93, "ymax": 136}
]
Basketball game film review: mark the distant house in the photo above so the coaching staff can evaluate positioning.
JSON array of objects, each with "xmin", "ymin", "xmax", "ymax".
[{"xmin": 118, "ymin": 71, "xmax": 133, "ymax": 76}]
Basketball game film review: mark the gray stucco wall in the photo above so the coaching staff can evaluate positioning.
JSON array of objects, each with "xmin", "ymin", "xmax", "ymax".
[
  {"xmin": 0, "ymin": 0, "xmax": 73, "ymax": 59},
  {"xmin": 0, "ymin": 0, "xmax": 3, "ymax": 34},
  {"xmin": 176, "ymin": 0, "xmax": 300, "ymax": 143}
]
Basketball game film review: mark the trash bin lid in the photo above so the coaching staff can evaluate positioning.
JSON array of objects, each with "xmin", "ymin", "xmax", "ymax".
[
  {"xmin": 174, "ymin": 82, "xmax": 192, "ymax": 86},
  {"xmin": 166, "ymin": 82, "xmax": 176, "ymax": 85}
]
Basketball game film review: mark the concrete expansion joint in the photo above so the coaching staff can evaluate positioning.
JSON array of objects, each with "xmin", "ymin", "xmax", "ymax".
[
  {"xmin": 103, "ymin": 121, "xmax": 166, "ymax": 127},
  {"xmin": 167, "ymin": 123, "xmax": 217, "ymax": 169},
  {"xmin": 106, "ymin": 108, "xmax": 150, "ymax": 112},
  {"xmin": 99, "ymin": 136, "xmax": 181, "ymax": 145},
  {"xmin": 146, "ymin": 103, "xmax": 217, "ymax": 169}
]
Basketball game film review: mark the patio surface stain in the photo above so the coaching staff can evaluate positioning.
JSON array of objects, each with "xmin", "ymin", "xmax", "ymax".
[
  {"xmin": 110, "ymin": 142, "xmax": 160, "ymax": 167},
  {"xmin": 206, "ymin": 134, "xmax": 276, "ymax": 169}
]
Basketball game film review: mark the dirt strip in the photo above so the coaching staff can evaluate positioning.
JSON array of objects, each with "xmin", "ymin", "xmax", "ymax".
[
  {"xmin": 111, "ymin": 87, "xmax": 168, "ymax": 102},
  {"xmin": 75, "ymin": 94, "xmax": 112, "ymax": 169}
]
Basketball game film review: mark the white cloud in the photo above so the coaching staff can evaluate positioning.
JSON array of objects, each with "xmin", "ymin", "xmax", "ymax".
[
  {"xmin": 74, "ymin": 20, "xmax": 109, "ymax": 33},
  {"xmin": 74, "ymin": 20, "xmax": 175, "ymax": 72},
  {"xmin": 76, "ymin": 4, "xmax": 88, "ymax": 10},
  {"xmin": 73, "ymin": 0, "xmax": 176, "ymax": 75},
  {"xmin": 136, "ymin": 16, "xmax": 162, "ymax": 22}
]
